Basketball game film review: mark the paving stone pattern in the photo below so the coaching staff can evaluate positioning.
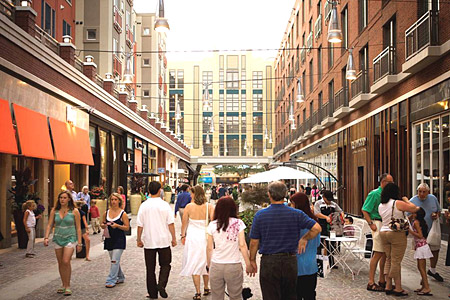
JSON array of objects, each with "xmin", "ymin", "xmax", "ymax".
[{"xmin": 1, "ymin": 209, "xmax": 450, "ymax": 299}]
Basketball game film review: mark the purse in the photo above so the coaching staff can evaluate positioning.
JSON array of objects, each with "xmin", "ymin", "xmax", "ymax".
[
  {"xmin": 388, "ymin": 200, "xmax": 409, "ymax": 232},
  {"xmin": 103, "ymin": 224, "xmax": 111, "ymax": 239}
]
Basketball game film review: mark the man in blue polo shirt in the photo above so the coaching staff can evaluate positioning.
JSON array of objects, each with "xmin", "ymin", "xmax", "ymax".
[
  {"xmin": 174, "ymin": 184, "xmax": 191, "ymax": 221},
  {"xmin": 249, "ymin": 181, "xmax": 321, "ymax": 300}
]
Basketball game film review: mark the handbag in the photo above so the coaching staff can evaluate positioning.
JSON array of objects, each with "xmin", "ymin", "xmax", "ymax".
[
  {"xmin": 427, "ymin": 218, "xmax": 441, "ymax": 247},
  {"xmin": 103, "ymin": 225, "xmax": 111, "ymax": 239},
  {"xmin": 388, "ymin": 200, "xmax": 409, "ymax": 232}
]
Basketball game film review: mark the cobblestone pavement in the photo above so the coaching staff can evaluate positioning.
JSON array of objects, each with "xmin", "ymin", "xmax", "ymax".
[{"xmin": 1, "ymin": 209, "xmax": 450, "ymax": 299}]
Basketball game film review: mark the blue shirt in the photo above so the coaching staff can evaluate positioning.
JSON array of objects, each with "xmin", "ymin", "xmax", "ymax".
[
  {"xmin": 250, "ymin": 204, "xmax": 316, "ymax": 254},
  {"xmin": 174, "ymin": 191, "xmax": 191, "ymax": 215},
  {"xmin": 410, "ymin": 194, "xmax": 441, "ymax": 233},
  {"xmin": 297, "ymin": 229, "xmax": 320, "ymax": 276},
  {"xmin": 77, "ymin": 192, "xmax": 91, "ymax": 209}
]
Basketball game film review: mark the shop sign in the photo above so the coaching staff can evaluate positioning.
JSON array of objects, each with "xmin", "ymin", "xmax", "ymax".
[
  {"xmin": 351, "ymin": 137, "xmax": 367, "ymax": 150},
  {"xmin": 158, "ymin": 167, "xmax": 165, "ymax": 174},
  {"xmin": 199, "ymin": 176, "xmax": 213, "ymax": 183}
]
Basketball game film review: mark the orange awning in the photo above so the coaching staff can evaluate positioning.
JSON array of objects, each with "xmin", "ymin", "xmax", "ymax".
[
  {"xmin": 49, "ymin": 118, "xmax": 94, "ymax": 166},
  {"xmin": 0, "ymin": 99, "xmax": 18, "ymax": 155},
  {"xmin": 13, "ymin": 104, "xmax": 54, "ymax": 160}
]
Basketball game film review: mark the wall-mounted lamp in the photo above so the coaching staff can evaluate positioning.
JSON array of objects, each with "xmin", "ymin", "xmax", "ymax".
[{"xmin": 66, "ymin": 105, "xmax": 76, "ymax": 125}]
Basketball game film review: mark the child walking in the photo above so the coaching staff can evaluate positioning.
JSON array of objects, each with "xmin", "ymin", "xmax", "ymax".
[
  {"xmin": 23, "ymin": 200, "xmax": 41, "ymax": 257},
  {"xmin": 409, "ymin": 207, "xmax": 434, "ymax": 296},
  {"xmin": 90, "ymin": 200, "xmax": 101, "ymax": 234}
]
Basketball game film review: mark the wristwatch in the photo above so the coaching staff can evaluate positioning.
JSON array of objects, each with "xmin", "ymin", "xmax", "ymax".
[{"xmin": 368, "ymin": 221, "xmax": 373, "ymax": 225}]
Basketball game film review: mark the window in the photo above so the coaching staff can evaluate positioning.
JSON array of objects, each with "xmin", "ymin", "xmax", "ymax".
[
  {"xmin": 242, "ymin": 115, "xmax": 246, "ymax": 134},
  {"xmin": 219, "ymin": 70, "xmax": 224, "ymax": 89},
  {"xmin": 227, "ymin": 136, "xmax": 239, "ymax": 156},
  {"xmin": 241, "ymin": 70, "xmax": 246, "ymax": 89},
  {"xmin": 143, "ymin": 27, "xmax": 150, "ymax": 35},
  {"xmin": 219, "ymin": 94, "xmax": 224, "ymax": 111},
  {"xmin": 253, "ymin": 137, "xmax": 262, "ymax": 156},
  {"xmin": 226, "ymin": 71, "xmax": 239, "ymax": 89},
  {"xmin": 318, "ymin": 92, "xmax": 323, "ymax": 110},
  {"xmin": 226, "ymin": 94, "xmax": 239, "ymax": 111},
  {"xmin": 328, "ymin": 42, "xmax": 334, "ymax": 69},
  {"xmin": 169, "ymin": 94, "xmax": 176, "ymax": 111},
  {"xmin": 302, "ymin": 71, "xmax": 306, "ymax": 96},
  {"xmin": 169, "ymin": 70, "xmax": 175, "ymax": 88},
  {"xmin": 202, "ymin": 71, "xmax": 213, "ymax": 84},
  {"xmin": 241, "ymin": 93, "xmax": 246, "ymax": 112},
  {"xmin": 359, "ymin": 45, "xmax": 369, "ymax": 92},
  {"xmin": 341, "ymin": 6, "xmax": 348, "ymax": 50},
  {"xmin": 41, "ymin": 1, "xmax": 56, "ymax": 38},
  {"xmin": 143, "ymin": 90, "xmax": 150, "ymax": 98},
  {"xmin": 143, "ymin": 58, "xmax": 150, "ymax": 66},
  {"xmin": 253, "ymin": 94, "xmax": 263, "ymax": 111},
  {"xmin": 62, "ymin": 20, "xmax": 71, "ymax": 37},
  {"xmin": 86, "ymin": 29, "xmax": 96, "ymax": 40},
  {"xmin": 253, "ymin": 115, "xmax": 263, "ymax": 133},
  {"xmin": 303, "ymin": 109, "xmax": 306, "ymax": 123},
  {"xmin": 126, "ymin": 10, "xmax": 131, "ymax": 27},
  {"xmin": 358, "ymin": 0, "xmax": 368, "ymax": 32},
  {"xmin": 318, "ymin": 46, "xmax": 322, "ymax": 81},
  {"xmin": 219, "ymin": 116, "xmax": 224, "ymax": 133},
  {"xmin": 383, "ymin": 16, "xmax": 396, "ymax": 48},
  {"xmin": 226, "ymin": 116, "xmax": 239, "ymax": 133},
  {"xmin": 328, "ymin": 80, "xmax": 334, "ymax": 109},
  {"xmin": 203, "ymin": 116, "xmax": 212, "ymax": 133},
  {"xmin": 252, "ymin": 71, "xmax": 263, "ymax": 89},
  {"xmin": 309, "ymin": 59, "xmax": 313, "ymax": 92},
  {"xmin": 177, "ymin": 70, "xmax": 184, "ymax": 88}
]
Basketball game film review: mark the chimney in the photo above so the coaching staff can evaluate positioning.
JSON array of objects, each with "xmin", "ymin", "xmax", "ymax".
[
  {"xmin": 140, "ymin": 105, "xmax": 149, "ymax": 120},
  {"xmin": 59, "ymin": 35, "xmax": 76, "ymax": 66},
  {"xmin": 118, "ymin": 86, "xmax": 128, "ymax": 105},
  {"xmin": 148, "ymin": 112, "xmax": 157, "ymax": 126},
  {"xmin": 103, "ymin": 73, "xmax": 115, "ymax": 95},
  {"xmin": 82, "ymin": 55, "xmax": 97, "ymax": 81},
  {"xmin": 128, "ymin": 97, "xmax": 138, "ymax": 113}
]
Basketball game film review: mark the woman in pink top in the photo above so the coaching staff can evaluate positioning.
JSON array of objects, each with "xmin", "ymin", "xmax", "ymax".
[{"xmin": 117, "ymin": 186, "xmax": 126, "ymax": 210}]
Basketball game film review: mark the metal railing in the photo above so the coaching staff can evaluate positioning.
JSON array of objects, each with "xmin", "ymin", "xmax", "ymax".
[
  {"xmin": 334, "ymin": 87, "xmax": 348, "ymax": 110},
  {"xmin": 113, "ymin": 55, "xmax": 122, "ymax": 78},
  {"xmin": 307, "ymin": 32, "xmax": 313, "ymax": 52},
  {"xmin": 312, "ymin": 109, "xmax": 322, "ymax": 127},
  {"xmin": 300, "ymin": 48, "xmax": 306, "ymax": 63},
  {"xmin": 373, "ymin": 46, "xmax": 395, "ymax": 83},
  {"xmin": 114, "ymin": 5, "xmax": 123, "ymax": 33},
  {"xmin": 405, "ymin": 10, "xmax": 439, "ymax": 61},
  {"xmin": 350, "ymin": 70, "xmax": 369, "ymax": 99},
  {"xmin": 95, "ymin": 74, "xmax": 104, "ymax": 88},
  {"xmin": 33, "ymin": 24, "xmax": 59, "ymax": 55},
  {"xmin": 314, "ymin": 14, "xmax": 322, "ymax": 39},
  {"xmin": 74, "ymin": 57, "xmax": 83, "ymax": 72},
  {"xmin": 304, "ymin": 117, "xmax": 311, "ymax": 132},
  {"xmin": 324, "ymin": 1, "xmax": 332, "ymax": 22},
  {"xmin": 0, "ymin": 0, "xmax": 14, "ymax": 21},
  {"xmin": 322, "ymin": 101, "xmax": 334, "ymax": 118}
]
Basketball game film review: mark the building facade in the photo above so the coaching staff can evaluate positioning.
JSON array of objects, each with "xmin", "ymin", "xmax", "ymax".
[
  {"xmin": 274, "ymin": 0, "xmax": 450, "ymax": 217},
  {"xmin": 167, "ymin": 53, "xmax": 275, "ymax": 176}
]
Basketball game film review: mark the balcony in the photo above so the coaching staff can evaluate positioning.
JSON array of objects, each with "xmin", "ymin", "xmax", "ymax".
[
  {"xmin": 373, "ymin": 46, "xmax": 395, "ymax": 83},
  {"xmin": 113, "ymin": 55, "xmax": 122, "ymax": 78},
  {"xmin": 33, "ymin": 24, "xmax": 59, "ymax": 55},
  {"xmin": 307, "ymin": 32, "xmax": 313, "ymax": 53},
  {"xmin": 295, "ymin": 59, "xmax": 299, "ymax": 72},
  {"xmin": 314, "ymin": 14, "xmax": 322, "ymax": 40},
  {"xmin": 349, "ymin": 70, "xmax": 375, "ymax": 109},
  {"xmin": 0, "ymin": 0, "xmax": 14, "ymax": 21},
  {"xmin": 324, "ymin": 1, "xmax": 332, "ymax": 23},
  {"xmin": 300, "ymin": 48, "xmax": 306, "ymax": 63},
  {"xmin": 403, "ymin": 10, "xmax": 441, "ymax": 73},
  {"xmin": 114, "ymin": 6, "xmax": 122, "ymax": 33},
  {"xmin": 333, "ymin": 87, "xmax": 352, "ymax": 118},
  {"xmin": 303, "ymin": 117, "xmax": 312, "ymax": 137},
  {"xmin": 126, "ymin": 25, "xmax": 134, "ymax": 48},
  {"xmin": 311, "ymin": 109, "xmax": 323, "ymax": 133},
  {"xmin": 321, "ymin": 101, "xmax": 336, "ymax": 127}
]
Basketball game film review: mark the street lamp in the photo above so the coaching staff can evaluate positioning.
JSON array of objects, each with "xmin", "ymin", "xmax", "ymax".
[
  {"xmin": 175, "ymin": 100, "xmax": 182, "ymax": 120},
  {"xmin": 269, "ymin": 130, "xmax": 273, "ymax": 144},
  {"xmin": 288, "ymin": 102, "xmax": 295, "ymax": 122},
  {"xmin": 296, "ymin": 77, "xmax": 305, "ymax": 103},
  {"xmin": 264, "ymin": 126, "xmax": 269, "ymax": 140},
  {"xmin": 346, "ymin": 48, "xmax": 357, "ymax": 80},
  {"xmin": 154, "ymin": 0, "xmax": 170, "ymax": 33},
  {"xmin": 327, "ymin": 1, "xmax": 342, "ymax": 43},
  {"xmin": 122, "ymin": 53, "xmax": 133, "ymax": 84},
  {"xmin": 205, "ymin": 133, "xmax": 210, "ymax": 145},
  {"xmin": 203, "ymin": 82, "xmax": 212, "ymax": 110},
  {"xmin": 209, "ymin": 116, "xmax": 214, "ymax": 133}
]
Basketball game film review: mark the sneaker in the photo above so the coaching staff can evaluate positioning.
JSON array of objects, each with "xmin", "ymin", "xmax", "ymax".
[
  {"xmin": 427, "ymin": 270, "xmax": 444, "ymax": 282},
  {"xmin": 158, "ymin": 287, "xmax": 168, "ymax": 298}
]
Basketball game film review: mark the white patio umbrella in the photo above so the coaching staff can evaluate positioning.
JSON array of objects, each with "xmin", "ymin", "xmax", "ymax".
[{"xmin": 240, "ymin": 166, "xmax": 315, "ymax": 184}]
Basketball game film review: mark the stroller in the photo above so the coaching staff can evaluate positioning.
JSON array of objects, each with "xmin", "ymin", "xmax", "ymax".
[{"xmin": 225, "ymin": 287, "xmax": 253, "ymax": 299}]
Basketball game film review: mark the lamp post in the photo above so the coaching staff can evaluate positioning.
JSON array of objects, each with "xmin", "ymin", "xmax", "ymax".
[
  {"xmin": 154, "ymin": 0, "xmax": 170, "ymax": 33},
  {"xmin": 346, "ymin": 48, "xmax": 356, "ymax": 80},
  {"xmin": 327, "ymin": 1, "xmax": 342, "ymax": 43},
  {"xmin": 296, "ymin": 77, "xmax": 305, "ymax": 103}
]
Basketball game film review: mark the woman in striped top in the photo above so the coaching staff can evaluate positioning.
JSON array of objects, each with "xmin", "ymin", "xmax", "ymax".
[{"xmin": 44, "ymin": 190, "xmax": 82, "ymax": 296}]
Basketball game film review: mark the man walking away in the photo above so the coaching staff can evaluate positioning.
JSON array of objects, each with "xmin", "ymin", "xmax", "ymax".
[
  {"xmin": 174, "ymin": 184, "xmax": 191, "ymax": 221},
  {"xmin": 249, "ymin": 181, "xmax": 321, "ymax": 300},
  {"xmin": 362, "ymin": 173, "xmax": 393, "ymax": 291},
  {"xmin": 137, "ymin": 181, "xmax": 177, "ymax": 299}
]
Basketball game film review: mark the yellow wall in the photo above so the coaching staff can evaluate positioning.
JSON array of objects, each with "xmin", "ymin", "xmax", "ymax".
[{"xmin": 53, "ymin": 164, "xmax": 71, "ymax": 206}]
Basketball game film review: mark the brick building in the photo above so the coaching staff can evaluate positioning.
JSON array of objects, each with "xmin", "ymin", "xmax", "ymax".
[{"xmin": 274, "ymin": 0, "xmax": 450, "ymax": 217}]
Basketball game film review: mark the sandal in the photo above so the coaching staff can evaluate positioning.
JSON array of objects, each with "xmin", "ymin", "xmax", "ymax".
[
  {"xmin": 57, "ymin": 288, "xmax": 65, "ymax": 294},
  {"xmin": 63, "ymin": 289, "xmax": 72, "ymax": 296},
  {"xmin": 203, "ymin": 289, "xmax": 211, "ymax": 296},
  {"xmin": 393, "ymin": 290, "xmax": 408, "ymax": 297},
  {"xmin": 193, "ymin": 293, "xmax": 201, "ymax": 300},
  {"xmin": 417, "ymin": 291, "xmax": 433, "ymax": 296},
  {"xmin": 378, "ymin": 281, "xmax": 386, "ymax": 289},
  {"xmin": 367, "ymin": 283, "xmax": 384, "ymax": 292}
]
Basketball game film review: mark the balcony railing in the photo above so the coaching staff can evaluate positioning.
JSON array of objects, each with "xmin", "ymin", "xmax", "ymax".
[
  {"xmin": 0, "ymin": 0, "xmax": 14, "ymax": 21},
  {"xmin": 74, "ymin": 57, "xmax": 83, "ymax": 73},
  {"xmin": 322, "ymin": 101, "xmax": 334, "ymax": 118},
  {"xmin": 307, "ymin": 32, "xmax": 313, "ymax": 52},
  {"xmin": 304, "ymin": 117, "xmax": 311, "ymax": 132},
  {"xmin": 34, "ymin": 24, "xmax": 59, "ymax": 55},
  {"xmin": 334, "ymin": 87, "xmax": 349, "ymax": 110},
  {"xmin": 350, "ymin": 70, "xmax": 369, "ymax": 99},
  {"xmin": 126, "ymin": 25, "xmax": 134, "ymax": 48},
  {"xmin": 314, "ymin": 14, "xmax": 322, "ymax": 39},
  {"xmin": 300, "ymin": 48, "xmax": 306, "ymax": 63},
  {"xmin": 373, "ymin": 46, "xmax": 395, "ymax": 83},
  {"xmin": 312, "ymin": 109, "xmax": 322, "ymax": 127},
  {"xmin": 114, "ymin": 6, "xmax": 123, "ymax": 33},
  {"xmin": 113, "ymin": 55, "xmax": 122, "ymax": 78},
  {"xmin": 405, "ymin": 10, "xmax": 439, "ymax": 61},
  {"xmin": 324, "ymin": 1, "xmax": 332, "ymax": 22},
  {"xmin": 295, "ymin": 59, "xmax": 299, "ymax": 72},
  {"xmin": 95, "ymin": 74, "xmax": 104, "ymax": 88}
]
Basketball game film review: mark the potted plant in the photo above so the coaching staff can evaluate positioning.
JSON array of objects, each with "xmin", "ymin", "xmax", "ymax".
[
  {"xmin": 239, "ymin": 185, "xmax": 269, "ymax": 246},
  {"xmin": 129, "ymin": 175, "xmax": 146, "ymax": 215},
  {"xmin": 89, "ymin": 185, "xmax": 107, "ymax": 219},
  {"xmin": 163, "ymin": 184, "xmax": 172, "ymax": 203},
  {"xmin": 9, "ymin": 168, "xmax": 40, "ymax": 249}
]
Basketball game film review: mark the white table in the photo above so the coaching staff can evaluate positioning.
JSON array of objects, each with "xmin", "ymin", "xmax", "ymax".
[{"xmin": 325, "ymin": 236, "xmax": 358, "ymax": 279}]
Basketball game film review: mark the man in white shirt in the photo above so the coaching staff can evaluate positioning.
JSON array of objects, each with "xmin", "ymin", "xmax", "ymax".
[{"xmin": 137, "ymin": 181, "xmax": 177, "ymax": 299}]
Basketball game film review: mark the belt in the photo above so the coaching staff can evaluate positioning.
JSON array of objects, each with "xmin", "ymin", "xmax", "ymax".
[{"xmin": 262, "ymin": 252, "xmax": 296, "ymax": 256}]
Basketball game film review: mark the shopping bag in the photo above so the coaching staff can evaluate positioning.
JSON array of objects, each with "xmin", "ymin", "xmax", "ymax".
[
  {"xmin": 317, "ymin": 254, "xmax": 330, "ymax": 278},
  {"xmin": 365, "ymin": 233, "xmax": 373, "ymax": 258},
  {"xmin": 427, "ymin": 219, "xmax": 441, "ymax": 247}
]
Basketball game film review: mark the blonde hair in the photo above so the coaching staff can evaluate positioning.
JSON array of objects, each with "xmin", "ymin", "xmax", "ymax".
[
  {"xmin": 191, "ymin": 185, "xmax": 206, "ymax": 205},
  {"xmin": 22, "ymin": 200, "xmax": 36, "ymax": 211},
  {"xmin": 108, "ymin": 193, "xmax": 123, "ymax": 207}
]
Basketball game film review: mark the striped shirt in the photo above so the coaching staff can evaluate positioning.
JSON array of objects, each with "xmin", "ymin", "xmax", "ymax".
[{"xmin": 250, "ymin": 204, "xmax": 316, "ymax": 254}]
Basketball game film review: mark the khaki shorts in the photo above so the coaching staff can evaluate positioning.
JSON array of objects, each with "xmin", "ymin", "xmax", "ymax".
[{"xmin": 372, "ymin": 220, "xmax": 384, "ymax": 253}]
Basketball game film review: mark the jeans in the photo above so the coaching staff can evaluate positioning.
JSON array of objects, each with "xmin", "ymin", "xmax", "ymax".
[
  {"xmin": 105, "ymin": 249, "xmax": 125, "ymax": 286},
  {"xmin": 145, "ymin": 247, "xmax": 172, "ymax": 298},
  {"xmin": 26, "ymin": 227, "xmax": 35, "ymax": 255},
  {"xmin": 260, "ymin": 254, "xmax": 297, "ymax": 300},
  {"xmin": 296, "ymin": 274, "xmax": 317, "ymax": 300},
  {"xmin": 210, "ymin": 262, "xmax": 243, "ymax": 300}
]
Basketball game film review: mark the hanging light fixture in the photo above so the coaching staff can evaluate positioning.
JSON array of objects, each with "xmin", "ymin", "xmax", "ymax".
[
  {"xmin": 346, "ymin": 48, "xmax": 357, "ymax": 80},
  {"xmin": 254, "ymin": 149, "xmax": 257, "ymax": 157},
  {"xmin": 269, "ymin": 130, "xmax": 273, "ymax": 144},
  {"xmin": 327, "ymin": 1, "xmax": 342, "ymax": 43},
  {"xmin": 296, "ymin": 77, "xmax": 305, "ymax": 103},
  {"xmin": 154, "ymin": 0, "xmax": 170, "ymax": 33},
  {"xmin": 209, "ymin": 117, "xmax": 214, "ymax": 133},
  {"xmin": 177, "ymin": 123, "xmax": 181, "ymax": 137},
  {"xmin": 203, "ymin": 83, "xmax": 210, "ymax": 110},
  {"xmin": 244, "ymin": 139, "xmax": 248, "ymax": 150},
  {"xmin": 205, "ymin": 134, "xmax": 210, "ymax": 145},
  {"xmin": 263, "ymin": 142, "xmax": 267, "ymax": 153},
  {"xmin": 264, "ymin": 126, "xmax": 269, "ymax": 140},
  {"xmin": 175, "ymin": 100, "xmax": 182, "ymax": 120},
  {"xmin": 291, "ymin": 120, "xmax": 297, "ymax": 130},
  {"xmin": 201, "ymin": 145, "xmax": 205, "ymax": 156},
  {"xmin": 122, "ymin": 53, "xmax": 133, "ymax": 84},
  {"xmin": 224, "ymin": 142, "xmax": 228, "ymax": 155},
  {"xmin": 288, "ymin": 103, "xmax": 295, "ymax": 122}
]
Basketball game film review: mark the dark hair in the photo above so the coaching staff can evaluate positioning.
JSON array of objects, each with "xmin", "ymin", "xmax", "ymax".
[
  {"xmin": 415, "ymin": 207, "xmax": 429, "ymax": 238},
  {"xmin": 213, "ymin": 196, "xmax": 238, "ymax": 232},
  {"xmin": 380, "ymin": 183, "xmax": 400, "ymax": 203},
  {"xmin": 55, "ymin": 191, "xmax": 75, "ymax": 211},
  {"xmin": 345, "ymin": 216, "xmax": 354, "ymax": 224},
  {"xmin": 181, "ymin": 184, "xmax": 190, "ymax": 192},
  {"xmin": 148, "ymin": 181, "xmax": 162, "ymax": 196},
  {"xmin": 322, "ymin": 190, "xmax": 334, "ymax": 202},
  {"xmin": 312, "ymin": 185, "xmax": 317, "ymax": 190},
  {"xmin": 290, "ymin": 192, "xmax": 317, "ymax": 221}
]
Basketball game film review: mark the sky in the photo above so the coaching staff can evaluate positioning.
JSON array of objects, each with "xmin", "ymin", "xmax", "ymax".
[{"xmin": 134, "ymin": 0, "xmax": 295, "ymax": 61}]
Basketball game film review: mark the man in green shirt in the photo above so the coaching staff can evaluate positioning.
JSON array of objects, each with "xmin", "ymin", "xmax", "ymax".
[{"xmin": 362, "ymin": 173, "xmax": 393, "ymax": 292}]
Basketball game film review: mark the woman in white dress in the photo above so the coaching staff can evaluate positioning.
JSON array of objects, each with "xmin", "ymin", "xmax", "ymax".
[{"xmin": 180, "ymin": 185, "xmax": 215, "ymax": 300}]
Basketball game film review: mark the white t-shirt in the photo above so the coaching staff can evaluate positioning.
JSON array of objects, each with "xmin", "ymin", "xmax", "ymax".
[
  {"xmin": 26, "ymin": 209, "xmax": 36, "ymax": 228},
  {"xmin": 207, "ymin": 218, "xmax": 246, "ymax": 264},
  {"xmin": 137, "ymin": 197, "xmax": 174, "ymax": 249}
]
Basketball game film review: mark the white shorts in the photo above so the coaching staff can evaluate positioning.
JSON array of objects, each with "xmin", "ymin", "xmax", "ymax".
[
  {"xmin": 372, "ymin": 220, "xmax": 384, "ymax": 253},
  {"xmin": 54, "ymin": 242, "xmax": 76, "ymax": 249}
]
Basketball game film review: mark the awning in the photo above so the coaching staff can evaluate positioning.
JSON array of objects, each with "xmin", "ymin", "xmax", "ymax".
[
  {"xmin": 0, "ymin": 99, "xmax": 18, "ymax": 155},
  {"xmin": 13, "ymin": 104, "xmax": 54, "ymax": 160},
  {"xmin": 49, "ymin": 117, "xmax": 94, "ymax": 165}
]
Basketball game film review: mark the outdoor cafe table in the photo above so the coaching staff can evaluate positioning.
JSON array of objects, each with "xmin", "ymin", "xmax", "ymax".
[{"xmin": 325, "ymin": 236, "xmax": 358, "ymax": 279}]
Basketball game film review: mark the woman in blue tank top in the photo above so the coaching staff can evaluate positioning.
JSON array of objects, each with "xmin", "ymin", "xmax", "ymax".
[{"xmin": 101, "ymin": 193, "xmax": 130, "ymax": 288}]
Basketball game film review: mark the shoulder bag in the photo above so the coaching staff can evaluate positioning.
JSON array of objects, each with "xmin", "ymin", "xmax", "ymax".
[{"xmin": 388, "ymin": 200, "xmax": 409, "ymax": 232}]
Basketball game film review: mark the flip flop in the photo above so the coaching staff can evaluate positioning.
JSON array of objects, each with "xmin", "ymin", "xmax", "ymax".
[
  {"xmin": 417, "ymin": 291, "xmax": 433, "ymax": 296},
  {"xmin": 63, "ymin": 289, "xmax": 72, "ymax": 296},
  {"xmin": 57, "ymin": 288, "xmax": 65, "ymax": 294},
  {"xmin": 414, "ymin": 288, "xmax": 423, "ymax": 293}
]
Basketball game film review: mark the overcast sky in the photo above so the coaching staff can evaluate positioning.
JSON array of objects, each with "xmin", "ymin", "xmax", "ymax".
[{"xmin": 134, "ymin": 0, "xmax": 295, "ymax": 60}]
